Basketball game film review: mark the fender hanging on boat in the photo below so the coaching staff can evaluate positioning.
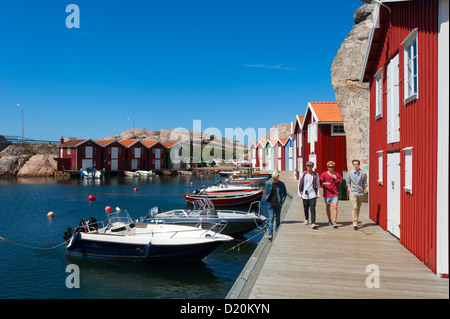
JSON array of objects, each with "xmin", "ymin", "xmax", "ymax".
[{"xmin": 145, "ymin": 241, "xmax": 152, "ymax": 261}]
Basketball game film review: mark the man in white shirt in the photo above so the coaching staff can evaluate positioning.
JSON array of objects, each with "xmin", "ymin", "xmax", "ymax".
[{"xmin": 298, "ymin": 161, "xmax": 320, "ymax": 229}]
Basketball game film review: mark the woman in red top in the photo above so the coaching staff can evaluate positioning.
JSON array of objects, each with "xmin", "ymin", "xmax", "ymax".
[{"xmin": 320, "ymin": 161, "xmax": 342, "ymax": 228}]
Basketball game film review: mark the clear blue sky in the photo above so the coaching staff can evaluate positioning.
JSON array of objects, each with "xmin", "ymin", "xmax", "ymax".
[{"xmin": 0, "ymin": 0, "xmax": 362, "ymax": 141}]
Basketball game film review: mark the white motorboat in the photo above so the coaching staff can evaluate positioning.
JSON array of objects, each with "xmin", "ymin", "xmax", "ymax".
[
  {"xmin": 81, "ymin": 167, "xmax": 103, "ymax": 179},
  {"xmin": 63, "ymin": 208, "xmax": 232, "ymax": 262},
  {"xmin": 140, "ymin": 199, "xmax": 267, "ymax": 237},
  {"xmin": 136, "ymin": 170, "xmax": 155, "ymax": 176},
  {"xmin": 124, "ymin": 170, "xmax": 140, "ymax": 177}
]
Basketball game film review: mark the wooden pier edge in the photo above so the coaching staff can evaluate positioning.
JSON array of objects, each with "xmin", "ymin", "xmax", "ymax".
[{"xmin": 226, "ymin": 192, "xmax": 293, "ymax": 299}]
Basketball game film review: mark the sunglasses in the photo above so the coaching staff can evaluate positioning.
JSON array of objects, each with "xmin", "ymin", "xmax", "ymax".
[{"xmin": 328, "ymin": 166, "xmax": 334, "ymax": 168}]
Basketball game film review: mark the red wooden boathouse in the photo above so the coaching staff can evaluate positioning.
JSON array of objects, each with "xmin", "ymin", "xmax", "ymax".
[
  {"xmin": 121, "ymin": 140, "xmax": 148, "ymax": 170},
  {"xmin": 360, "ymin": 0, "xmax": 448, "ymax": 276},
  {"xmin": 97, "ymin": 140, "xmax": 127, "ymax": 171},
  {"xmin": 57, "ymin": 138, "xmax": 102, "ymax": 171},
  {"xmin": 298, "ymin": 102, "xmax": 347, "ymax": 178}
]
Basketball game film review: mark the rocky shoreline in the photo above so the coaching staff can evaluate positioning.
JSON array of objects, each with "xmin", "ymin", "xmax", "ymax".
[{"xmin": 0, "ymin": 144, "xmax": 58, "ymax": 177}]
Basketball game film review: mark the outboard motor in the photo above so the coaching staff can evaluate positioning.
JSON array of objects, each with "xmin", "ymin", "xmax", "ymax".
[
  {"xmin": 63, "ymin": 227, "xmax": 74, "ymax": 242},
  {"xmin": 149, "ymin": 206, "xmax": 162, "ymax": 218},
  {"xmin": 79, "ymin": 217, "xmax": 99, "ymax": 233}
]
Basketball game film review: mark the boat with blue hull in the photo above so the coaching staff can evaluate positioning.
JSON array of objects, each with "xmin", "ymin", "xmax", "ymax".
[{"xmin": 63, "ymin": 209, "xmax": 232, "ymax": 262}]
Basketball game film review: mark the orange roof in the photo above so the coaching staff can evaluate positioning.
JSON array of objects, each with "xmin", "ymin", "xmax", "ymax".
[
  {"xmin": 143, "ymin": 141, "xmax": 158, "ymax": 148},
  {"xmin": 162, "ymin": 142, "xmax": 177, "ymax": 148},
  {"xmin": 120, "ymin": 139, "xmax": 140, "ymax": 147},
  {"xmin": 96, "ymin": 139, "xmax": 116, "ymax": 146},
  {"xmin": 308, "ymin": 102, "xmax": 343, "ymax": 122},
  {"xmin": 279, "ymin": 138, "xmax": 288, "ymax": 145}
]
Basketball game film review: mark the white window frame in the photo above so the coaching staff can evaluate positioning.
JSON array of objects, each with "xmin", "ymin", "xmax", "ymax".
[
  {"xmin": 402, "ymin": 28, "xmax": 419, "ymax": 104},
  {"xmin": 375, "ymin": 68, "xmax": 383, "ymax": 118},
  {"xmin": 402, "ymin": 147, "xmax": 413, "ymax": 193},
  {"xmin": 386, "ymin": 54, "xmax": 400, "ymax": 144},
  {"xmin": 331, "ymin": 124, "xmax": 345, "ymax": 136},
  {"xmin": 377, "ymin": 151, "xmax": 383, "ymax": 184}
]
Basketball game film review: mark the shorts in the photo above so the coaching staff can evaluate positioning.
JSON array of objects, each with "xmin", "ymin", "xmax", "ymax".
[{"xmin": 324, "ymin": 196, "xmax": 338, "ymax": 204}]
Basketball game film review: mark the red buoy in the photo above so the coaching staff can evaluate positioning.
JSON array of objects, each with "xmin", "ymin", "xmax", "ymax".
[
  {"xmin": 134, "ymin": 187, "xmax": 138, "ymax": 192},
  {"xmin": 88, "ymin": 195, "xmax": 96, "ymax": 201},
  {"xmin": 105, "ymin": 206, "xmax": 112, "ymax": 213},
  {"xmin": 47, "ymin": 212, "xmax": 55, "ymax": 218}
]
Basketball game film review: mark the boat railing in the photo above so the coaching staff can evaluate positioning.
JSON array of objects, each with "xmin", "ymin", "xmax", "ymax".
[
  {"xmin": 201, "ymin": 220, "xmax": 228, "ymax": 237},
  {"xmin": 74, "ymin": 220, "xmax": 105, "ymax": 233},
  {"xmin": 248, "ymin": 201, "xmax": 262, "ymax": 216},
  {"xmin": 166, "ymin": 220, "xmax": 228, "ymax": 238}
]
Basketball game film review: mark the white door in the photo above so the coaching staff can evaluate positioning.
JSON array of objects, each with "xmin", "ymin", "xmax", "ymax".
[
  {"xmin": 131, "ymin": 159, "xmax": 138, "ymax": 170},
  {"xmin": 85, "ymin": 146, "xmax": 93, "ymax": 158},
  {"xmin": 111, "ymin": 159, "xmax": 118, "ymax": 170},
  {"xmin": 82, "ymin": 159, "xmax": 93, "ymax": 170},
  {"xmin": 278, "ymin": 159, "xmax": 282, "ymax": 170},
  {"xmin": 155, "ymin": 160, "xmax": 161, "ymax": 169},
  {"xmin": 387, "ymin": 152, "xmax": 401, "ymax": 238},
  {"xmin": 387, "ymin": 54, "xmax": 400, "ymax": 144},
  {"xmin": 111, "ymin": 147, "xmax": 119, "ymax": 159}
]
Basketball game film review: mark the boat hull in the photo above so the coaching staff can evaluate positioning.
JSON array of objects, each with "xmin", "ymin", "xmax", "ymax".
[
  {"xmin": 66, "ymin": 237, "xmax": 225, "ymax": 262},
  {"xmin": 183, "ymin": 190, "xmax": 263, "ymax": 206}
]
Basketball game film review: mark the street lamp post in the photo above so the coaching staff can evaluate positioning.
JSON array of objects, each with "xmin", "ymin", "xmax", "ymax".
[{"xmin": 17, "ymin": 104, "xmax": 23, "ymax": 141}]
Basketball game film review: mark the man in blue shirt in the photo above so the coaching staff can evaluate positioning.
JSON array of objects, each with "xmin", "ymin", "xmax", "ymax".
[
  {"xmin": 346, "ymin": 159, "xmax": 367, "ymax": 229},
  {"xmin": 263, "ymin": 171, "xmax": 287, "ymax": 240}
]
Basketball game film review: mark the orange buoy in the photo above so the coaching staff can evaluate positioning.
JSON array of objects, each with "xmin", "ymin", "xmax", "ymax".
[
  {"xmin": 190, "ymin": 182, "xmax": 194, "ymax": 186},
  {"xmin": 88, "ymin": 195, "xmax": 96, "ymax": 201},
  {"xmin": 105, "ymin": 206, "xmax": 112, "ymax": 213},
  {"xmin": 47, "ymin": 212, "xmax": 55, "ymax": 218}
]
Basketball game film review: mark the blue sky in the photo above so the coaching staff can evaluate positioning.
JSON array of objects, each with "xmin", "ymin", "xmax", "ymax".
[{"xmin": 0, "ymin": 0, "xmax": 362, "ymax": 141}]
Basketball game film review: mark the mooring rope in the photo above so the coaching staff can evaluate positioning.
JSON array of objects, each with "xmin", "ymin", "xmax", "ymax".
[
  {"xmin": 224, "ymin": 227, "xmax": 267, "ymax": 252},
  {"xmin": 0, "ymin": 236, "xmax": 67, "ymax": 250}
]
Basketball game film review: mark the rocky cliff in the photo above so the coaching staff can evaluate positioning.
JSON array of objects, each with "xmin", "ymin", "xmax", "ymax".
[
  {"xmin": 0, "ymin": 144, "xmax": 58, "ymax": 176},
  {"xmin": 331, "ymin": 4, "xmax": 373, "ymax": 171}
]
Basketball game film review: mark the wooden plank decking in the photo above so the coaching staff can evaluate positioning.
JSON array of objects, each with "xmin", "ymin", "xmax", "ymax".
[{"xmin": 232, "ymin": 171, "xmax": 449, "ymax": 299}]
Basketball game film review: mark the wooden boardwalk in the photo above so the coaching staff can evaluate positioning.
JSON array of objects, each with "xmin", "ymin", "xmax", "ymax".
[{"xmin": 233, "ymin": 171, "xmax": 449, "ymax": 299}]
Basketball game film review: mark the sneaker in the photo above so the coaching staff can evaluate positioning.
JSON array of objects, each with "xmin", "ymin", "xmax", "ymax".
[
  {"xmin": 353, "ymin": 223, "xmax": 358, "ymax": 230},
  {"xmin": 311, "ymin": 223, "xmax": 318, "ymax": 229},
  {"xmin": 332, "ymin": 221, "xmax": 338, "ymax": 228},
  {"xmin": 304, "ymin": 220, "xmax": 309, "ymax": 225},
  {"xmin": 268, "ymin": 235, "xmax": 273, "ymax": 241},
  {"xmin": 328, "ymin": 219, "xmax": 332, "ymax": 226}
]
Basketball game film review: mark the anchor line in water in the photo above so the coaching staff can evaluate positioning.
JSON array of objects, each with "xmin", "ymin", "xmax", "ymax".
[{"xmin": 0, "ymin": 236, "xmax": 68, "ymax": 250}]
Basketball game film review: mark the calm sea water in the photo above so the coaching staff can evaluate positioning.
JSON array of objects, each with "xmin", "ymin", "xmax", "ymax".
[{"xmin": 0, "ymin": 175, "xmax": 265, "ymax": 299}]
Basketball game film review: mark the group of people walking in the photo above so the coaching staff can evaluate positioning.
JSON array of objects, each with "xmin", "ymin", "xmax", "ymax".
[
  {"xmin": 297, "ymin": 159, "xmax": 367, "ymax": 229},
  {"xmin": 263, "ymin": 159, "xmax": 367, "ymax": 240}
]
